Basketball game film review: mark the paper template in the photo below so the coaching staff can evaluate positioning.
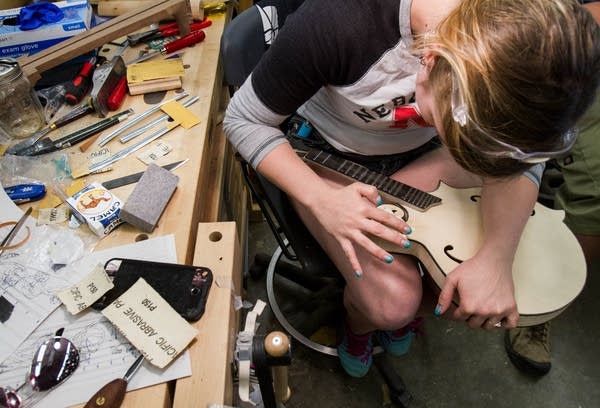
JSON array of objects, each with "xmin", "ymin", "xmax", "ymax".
[
  {"xmin": 0, "ymin": 188, "xmax": 73, "ymax": 362},
  {"xmin": 0, "ymin": 234, "xmax": 191, "ymax": 407},
  {"xmin": 0, "ymin": 307, "xmax": 191, "ymax": 408}
]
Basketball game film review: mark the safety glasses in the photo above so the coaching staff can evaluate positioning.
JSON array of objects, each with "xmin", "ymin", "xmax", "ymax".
[
  {"xmin": 0, "ymin": 328, "xmax": 79, "ymax": 408},
  {"xmin": 450, "ymin": 72, "xmax": 578, "ymax": 163}
]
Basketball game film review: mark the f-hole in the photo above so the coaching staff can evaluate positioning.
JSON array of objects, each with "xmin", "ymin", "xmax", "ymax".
[{"xmin": 444, "ymin": 245, "xmax": 464, "ymax": 264}]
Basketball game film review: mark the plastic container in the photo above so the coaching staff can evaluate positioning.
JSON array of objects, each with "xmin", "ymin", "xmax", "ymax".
[{"xmin": 0, "ymin": 58, "xmax": 45, "ymax": 139}]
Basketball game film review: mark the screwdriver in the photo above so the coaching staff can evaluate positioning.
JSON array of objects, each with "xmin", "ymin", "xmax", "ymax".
[
  {"xmin": 126, "ymin": 29, "xmax": 206, "ymax": 65},
  {"xmin": 127, "ymin": 19, "xmax": 212, "ymax": 46},
  {"xmin": 64, "ymin": 57, "xmax": 97, "ymax": 105}
]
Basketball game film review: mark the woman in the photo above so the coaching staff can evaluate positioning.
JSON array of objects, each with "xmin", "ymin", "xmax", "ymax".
[{"xmin": 224, "ymin": 0, "xmax": 600, "ymax": 377}]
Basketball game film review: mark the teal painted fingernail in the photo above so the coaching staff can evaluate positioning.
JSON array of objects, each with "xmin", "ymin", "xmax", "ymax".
[
  {"xmin": 384, "ymin": 255, "xmax": 393, "ymax": 264},
  {"xmin": 402, "ymin": 240, "xmax": 412, "ymax": 249},
  {"xmin": 354, "ymin": 270, "xmax": 363, "ymax": 278},
  {"xmin": 434, "ymin": 305, "xmax": 442, "ymax": 316},
  {"xmin": 404, "ymin": 225, "xmax": 412, "ymax": 235},
  {"xmin": 376, "ymin": 196, "xmax": 384, "ymax": 206}
]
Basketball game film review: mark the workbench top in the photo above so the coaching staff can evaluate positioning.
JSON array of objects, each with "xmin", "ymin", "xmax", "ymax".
[{"xmin": 29, "ymin": 9, "xmax": 239, "ymax": 408}]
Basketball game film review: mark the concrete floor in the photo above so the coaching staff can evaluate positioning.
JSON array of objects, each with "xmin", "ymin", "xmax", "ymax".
[{"xmin": 244, "ymin": 218, "xmax": 600, "ymax": 408}]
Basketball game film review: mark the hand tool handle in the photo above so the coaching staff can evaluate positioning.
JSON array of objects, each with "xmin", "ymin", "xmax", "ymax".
[
  {"xmin": 107, "ymin": 77, "xmax": 128, "ymax": 111},
  {"xmin": 83, "ymin": 378, "xmax": 127, "ymax": 408},
  {"xmin": 161, "ymin": 30, "xmax": 206, "ymax": 54},
  {"xmin": 64, "ymin": 60, "xmax": 96, "ymax": 105},
  {"xmin": 160, "ymin": 19, "xmax": 212, "ymax": 37},
  {"xmin": 4, "ymin": 184, "xmax": 46, "ymax": 203},
  {"xmin": 83, "ymin": 354, "xmax": 143, "ymax": 408},
  {"xmin": 55, "ymin": 109, "xmax": 134, "ymax": 148}
]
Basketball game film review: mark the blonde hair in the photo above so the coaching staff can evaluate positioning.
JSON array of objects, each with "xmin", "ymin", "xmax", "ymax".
[{"xmin": 416, "ymin": 0, "xmax": 600, "ymax": 177}]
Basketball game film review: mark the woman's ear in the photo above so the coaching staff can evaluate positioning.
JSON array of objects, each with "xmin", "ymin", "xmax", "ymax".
[{"xmin": 420, "ymin": 52, "xmax": 436, "ymax": 72}]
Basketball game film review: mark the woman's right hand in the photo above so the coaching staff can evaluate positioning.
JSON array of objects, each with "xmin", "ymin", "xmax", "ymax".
[
  {"xmin": 258, "ymin": 143, "xmax": 411, "ymax": 276},
  {"xmin": 307, "ymin": 181, "xmax": 412, "ymax": 276}
]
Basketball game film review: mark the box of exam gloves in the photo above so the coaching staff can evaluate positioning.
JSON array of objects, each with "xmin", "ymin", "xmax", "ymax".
[{"xmin": 0, "ymin": 1, "xmax": 93, "ymax": 59}]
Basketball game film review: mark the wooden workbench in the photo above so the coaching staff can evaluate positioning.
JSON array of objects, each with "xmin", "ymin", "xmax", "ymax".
[{"xmin": 40, "ymin": 7, "xmax": 247, "ymax": 408}]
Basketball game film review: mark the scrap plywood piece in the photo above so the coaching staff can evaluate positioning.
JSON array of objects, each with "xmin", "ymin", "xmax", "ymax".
[
  {"xmin": 18, "ymin": 0, "xmax": 191, "ymax": 85},
  {"xmin": 173, "ymin": 221, "xmax": 242, "ymax": 407}
]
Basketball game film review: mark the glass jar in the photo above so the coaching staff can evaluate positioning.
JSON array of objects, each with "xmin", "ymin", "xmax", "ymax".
[{"xmin": 0, "ymin": 58, "xmax": 45, "ymax": 139}]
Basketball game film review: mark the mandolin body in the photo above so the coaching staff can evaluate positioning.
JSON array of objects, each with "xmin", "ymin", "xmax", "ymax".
[
  {"xmin": 376, "ymin": 183, "xmax": 587, "ymax": 327},
  {"xmin": 301, "ymin": 149, "xmax": 587, "ymax": 327}
]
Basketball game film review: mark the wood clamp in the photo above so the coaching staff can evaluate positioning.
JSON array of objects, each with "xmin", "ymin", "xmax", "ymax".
[
  {"xmin": 252, "ymin": 331, "xmax": 292, "ymax": 408},
  {"xmin": 17, "ymin": 0, "xmax": 192, "ymax": 85}
]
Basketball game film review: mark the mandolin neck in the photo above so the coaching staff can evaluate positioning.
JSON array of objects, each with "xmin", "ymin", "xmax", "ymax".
[{"xmin": 300, "ymin": 149, "xmax": 442, "ymax": 212}]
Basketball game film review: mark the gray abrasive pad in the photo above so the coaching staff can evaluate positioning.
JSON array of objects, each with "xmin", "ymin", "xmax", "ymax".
[{"xmin": 120, "ymin": 163, "xmax": 179, "ymax": 232}]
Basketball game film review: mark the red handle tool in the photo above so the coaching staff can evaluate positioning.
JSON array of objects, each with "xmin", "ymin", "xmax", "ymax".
[
  {"xmin": 107, "ymin": 76, "xmax": 128, "ymax": 111},
  {"xmin": 127, "ymin": 19, "xmax": 212, "ymax": 45},
  {"xmin": 64, "ymin": 59, "xmax": 96, "ymax": 105},
  {"xmin": 159, "ymin": 19, "xmax": 212, "ymax": 37},
  {"xmin": 161, "ymin": 29, "xmax": 206, "ymax": 54}
]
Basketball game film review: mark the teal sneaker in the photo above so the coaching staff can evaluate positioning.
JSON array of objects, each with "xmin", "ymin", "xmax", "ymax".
[
  {"xmin": 375, "ymin": 317, "xmax": 423, "ymax": 357},
  {"xmin": 337, "ymin": 326, "xmax": 374, "ymax": 378}
]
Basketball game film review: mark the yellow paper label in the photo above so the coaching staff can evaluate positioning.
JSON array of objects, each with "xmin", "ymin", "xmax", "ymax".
[
  {"xmin": 37, "ymin": 206, "xmax": 70, "ymax": 225},
  {"xmin": 101, "ymin": 278, "xmax": 198, "ymax": 368},
  {"xmin": 161, "ymin": 101, "xmax": 200, "ymax": 129},
  {"xmin": 57, "ymin": 264, "xmax": 114, "ymax": 314},
  {"xmin": 66, "ymin": 180, "xmax": 87, "ymax": 196},
  {"xmin": 127, "ymin": 59, "xmax": 185, "ymax": 83},
  {"xmin": 35, "ymin": 193, "xmax": 62, "ymax": 210}
]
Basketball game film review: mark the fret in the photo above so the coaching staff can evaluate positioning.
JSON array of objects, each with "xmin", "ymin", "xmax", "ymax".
[
  {"xmin": 301, "ymin": 149, "xmax": 442, "ymax": 211},
  {"xmin": 372, "ymin": 173, "xmax": 384, "ymax": 189}
]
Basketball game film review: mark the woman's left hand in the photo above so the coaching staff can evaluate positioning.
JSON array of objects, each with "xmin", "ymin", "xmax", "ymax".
[{"xmin": 435, "ymin": 253, "xmax": 519, "ymax": 330}]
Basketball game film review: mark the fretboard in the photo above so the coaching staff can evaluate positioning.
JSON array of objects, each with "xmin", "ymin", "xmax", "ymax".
[{"xmin": 302, "ymin": 149, "xmax": 442, "ymax": 212}]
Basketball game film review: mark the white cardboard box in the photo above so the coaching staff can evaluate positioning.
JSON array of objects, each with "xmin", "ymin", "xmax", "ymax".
[{"xmin": 0, "ymin": 0, "xmax": 93, "ymax": 58}]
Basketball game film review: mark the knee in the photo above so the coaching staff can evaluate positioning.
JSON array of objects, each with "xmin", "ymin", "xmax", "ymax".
[{"xmin": 354, "ymin": 276, "xmax": 423, "ymax": 331}]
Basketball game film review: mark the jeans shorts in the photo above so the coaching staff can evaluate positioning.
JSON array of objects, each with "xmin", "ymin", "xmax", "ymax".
[{"xmin": 284, "ymin": 114, "xmax": 441, "ymax": 177}]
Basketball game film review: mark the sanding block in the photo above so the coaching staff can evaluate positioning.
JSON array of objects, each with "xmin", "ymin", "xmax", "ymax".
[{"xmin": 120, "ymin": 163, "xmax": 179, "ymax": 232}]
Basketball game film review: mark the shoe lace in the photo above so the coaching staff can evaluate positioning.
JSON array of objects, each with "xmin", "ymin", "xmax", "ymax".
[{"xmin": 530, "ymin": 323, "xmax": 549, "ymax": 343}]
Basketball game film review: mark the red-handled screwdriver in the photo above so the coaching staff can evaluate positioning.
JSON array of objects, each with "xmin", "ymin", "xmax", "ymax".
[
  {"xmin": 162, "ymin": 29, "xmax": 206, "ymax": 53},
  {"xmin": 126, "ymin": 30, "xmax": 207, "ymax": 65},
  {"xmin": 64, "ymin": 58, "xmax": 96, "ymax": 105},
  {"xmin": 127, "ymin": 19, "xmax": 212, "ymax": 45},
  {"xmin": 158, "ymin": 19, "xmax": 212, "ymax": 38}
]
